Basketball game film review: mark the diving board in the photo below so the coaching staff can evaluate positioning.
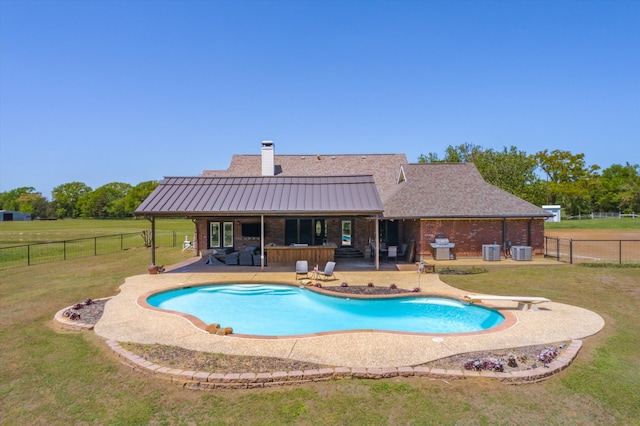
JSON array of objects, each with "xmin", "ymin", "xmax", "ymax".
[{"xmin": 464, "ymin": 294, "xmax": 551, "ymax": 311}]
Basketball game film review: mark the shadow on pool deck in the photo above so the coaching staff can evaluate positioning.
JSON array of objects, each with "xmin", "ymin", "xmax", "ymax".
[{"xmin": 165, "ymin": 254, "xmax": 562, "ymax": 274}]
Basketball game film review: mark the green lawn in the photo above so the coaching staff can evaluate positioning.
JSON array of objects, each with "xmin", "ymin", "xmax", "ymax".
[
  {"xmin": 0, "ymin": 218, "xmax": 194, "ymax": 245},
  {"xmin": 1, "ymin": 221, "xmax": 639, "ymax": 423},
  {"xmin": 545, "ymin": 217, "xmax": 639, "ymax": 230}
]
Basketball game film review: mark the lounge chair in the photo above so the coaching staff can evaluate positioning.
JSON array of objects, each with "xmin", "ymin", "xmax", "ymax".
[
  {"xmin": 296, "ymin": 260, "xmax": 309, "ymax": 279},
  {"xmin": 316, "ymin": 261, "xmax": 336, "ymax": 281}
]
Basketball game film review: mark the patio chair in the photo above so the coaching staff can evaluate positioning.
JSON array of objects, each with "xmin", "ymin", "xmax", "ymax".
[
  {"xmin": 387, "ymin": 245, "xmax": 397, "ymax": 262},
  {"xmin": 397, "ymin": 243, "xmax": 408, "ymax": 261},
  {"xmin": 317, "ymin": 261, "xmax": 336, "ymax": 281},
  {"xmin": 295, "ymin": 260, "xmax": 309, "ymax": 279}
]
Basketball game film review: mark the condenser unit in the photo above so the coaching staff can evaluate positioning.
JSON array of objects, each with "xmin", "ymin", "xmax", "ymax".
[
  {"xmin": 482, "ymin": 244, "xmax": 501, "ymax": 261},
  {"xmin": 511, "ymin": 246, "xmax": 532, "ymax": 261}
]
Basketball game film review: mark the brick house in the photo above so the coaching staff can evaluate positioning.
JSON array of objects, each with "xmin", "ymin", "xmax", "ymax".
[{"xmin": 136, "ymin": 142, "xmax": 551, "ymax": 268}]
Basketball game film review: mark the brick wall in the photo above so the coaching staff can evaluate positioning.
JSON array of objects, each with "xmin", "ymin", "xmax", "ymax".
[
  {"xmin": 195, "ymin": 216, "xmax": 545, "ymax": 259},
  {"xmin": 417, "ymin": 218, "xmax": 546, "ymax": 259}
]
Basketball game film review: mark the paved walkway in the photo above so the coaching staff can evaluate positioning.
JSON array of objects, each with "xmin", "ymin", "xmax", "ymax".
[{"xmin": 93, "ymin": 256, "xmax": 604, "ymax": 369}]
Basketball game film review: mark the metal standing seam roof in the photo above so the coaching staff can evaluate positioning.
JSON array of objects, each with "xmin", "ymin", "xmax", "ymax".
[{"xmin": 134, "ymin": 175, "xmax": 384, "ymax": 217}]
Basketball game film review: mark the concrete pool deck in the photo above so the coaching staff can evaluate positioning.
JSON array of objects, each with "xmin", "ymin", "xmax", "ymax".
[{"xmin": 93, "ymin": 257, "xmax": 605, "ymax": 370}]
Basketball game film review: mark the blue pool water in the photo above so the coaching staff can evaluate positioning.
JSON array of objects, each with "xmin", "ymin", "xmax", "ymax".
[{"xmin": 146, "ymin": 284, "xmax": 504, "ymax": 336}]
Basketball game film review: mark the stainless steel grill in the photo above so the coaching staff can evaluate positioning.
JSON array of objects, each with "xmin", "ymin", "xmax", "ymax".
[{"xmin": 430, "ymin": 238, "xmax": 455, "ymax": 260}]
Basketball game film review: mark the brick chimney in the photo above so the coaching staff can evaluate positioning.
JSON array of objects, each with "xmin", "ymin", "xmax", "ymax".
[{"xmin": 261, "ymin": 140, "xmax": 275, "ymax": 176}]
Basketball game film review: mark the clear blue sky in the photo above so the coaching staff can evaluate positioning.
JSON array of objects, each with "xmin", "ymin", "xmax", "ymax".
[{"xmin": 1, "ymin": 0, "xmax": 638, "ymax": 199}]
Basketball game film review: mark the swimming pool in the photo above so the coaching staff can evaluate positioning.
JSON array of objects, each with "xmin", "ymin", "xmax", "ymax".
[{"xmin": 146, "ymin": 284, "xmax": 505, "ymax": 336}]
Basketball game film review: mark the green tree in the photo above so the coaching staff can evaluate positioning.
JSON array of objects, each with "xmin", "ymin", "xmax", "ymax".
[
  {"xmin": 121, "ymin": 180, "xmax": 158, "ymax": 215},
  {"xmin": 595, "ymin": 163, "xmax": 640, "ymax": 213},
  {"xmin": 533, "ymin": 149, "xmax": 600, "ymax": 215},
  {"xmin": 16, "ymin": 193, "xmax": 49, "ymax": 218},
  {"xmin": 0, "ymin": 187, "xmax": 37, "ymax": 211},
  {"xmin": 52, "ymin": 182, "xmax": 92, "ymax": 218},
  {"xmin": 78, "ymin": 182, "xmax": 132, "ymax": 218}
]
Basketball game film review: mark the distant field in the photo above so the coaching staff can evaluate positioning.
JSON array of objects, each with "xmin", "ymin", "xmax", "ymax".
[
  {"xmin": 545, "ymin": 217, "xmax": 639, "ymax": 230},
  {"xmin": 0, "ymin": 218, "xmax": 194, "ymax": 246}
]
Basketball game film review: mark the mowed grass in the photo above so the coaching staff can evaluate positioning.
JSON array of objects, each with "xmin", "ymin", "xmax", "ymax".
[
  {"xmin": 0, "ymin": 222, "xmax": 639, "ymax": 423},
  {"xmin": 545, "ymin": 217, "xmax": 639, "ymax": 230},
  {"xmin": 0, "ymin": 218, "xmax": 194, "ymax": 246}
]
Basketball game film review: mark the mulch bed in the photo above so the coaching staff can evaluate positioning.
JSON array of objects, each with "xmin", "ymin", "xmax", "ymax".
[{"xmin": 67, "ymin": 288, "xmax": 567, "ymax": 374}]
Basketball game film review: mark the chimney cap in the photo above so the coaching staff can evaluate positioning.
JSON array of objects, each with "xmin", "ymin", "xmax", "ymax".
[{"xmin": 262, "ymin": 140, "xmax": 274, "ymax": 147}]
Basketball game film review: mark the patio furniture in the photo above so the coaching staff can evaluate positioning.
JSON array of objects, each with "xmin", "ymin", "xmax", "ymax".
[
  {"xmin": 296, "ymin": 260, "xmax": 309, "ymax": 279},
  {"xmin": 225, "ymin": 252, "xmax": 239, "ymax": 265},
  {"xmin": 387, "ymin": 245, "xmax": 397, "ymax": 262},
  {"xmin": 397, "ymin": 243, "xmax": 408, "ymax": 261},
  {"xmin": 316, "ymin": 261, "xmax": 336, "ymax": 281}
]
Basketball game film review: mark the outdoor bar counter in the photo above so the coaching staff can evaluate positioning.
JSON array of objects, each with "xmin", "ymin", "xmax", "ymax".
[{"xmin": 264, "ymin": 243, "xmax": 336, "ymax": 267}]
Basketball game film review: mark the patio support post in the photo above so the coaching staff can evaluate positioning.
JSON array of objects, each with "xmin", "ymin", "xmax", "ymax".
[
  {"xmin": 145, "ymin": 216, "xmax": 156, "ymax": 266},
  {"xmin": 375, "ymin": 216, "xmax": 380, "ymax": 270},
  {"xmin": 260, "ymin": 214, "xmax": 265, "ymax": 271}
]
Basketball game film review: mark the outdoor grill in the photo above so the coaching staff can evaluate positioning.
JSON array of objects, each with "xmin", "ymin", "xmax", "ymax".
[{"xmin": 430, "ymin": 238, "xmax": 455, "ymax": 260}]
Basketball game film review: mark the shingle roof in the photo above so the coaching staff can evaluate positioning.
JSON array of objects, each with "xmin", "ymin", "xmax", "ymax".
[
  {"xmin": 135, "ymin": 175, "xmax": 384, "ymax": 217},
  {"xmin": 382, "ymin": 163, "xmax": 552, "ymax": 218},
  {"xmin": 202, "ymin": 153, "xmax": 407, "ymax": 200}
]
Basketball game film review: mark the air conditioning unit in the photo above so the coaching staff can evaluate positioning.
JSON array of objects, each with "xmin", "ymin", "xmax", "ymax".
[
  {"xmin": 482, "ymin": 244, "xmax": 501, "ymax": 261},
  {"xmin": 512, "ymin": 246, "xmax": 532, "ymax": 261}
]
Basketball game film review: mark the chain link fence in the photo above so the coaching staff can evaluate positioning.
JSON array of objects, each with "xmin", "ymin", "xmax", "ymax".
[{"xmin": 0, "ymin": 230, "xmax": 178, "ymax": 269}]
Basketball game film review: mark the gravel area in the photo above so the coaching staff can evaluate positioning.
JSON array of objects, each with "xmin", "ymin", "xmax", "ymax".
[{"xmin": 63, "ymin": 298, "xmax": 109, "ymax": 323}]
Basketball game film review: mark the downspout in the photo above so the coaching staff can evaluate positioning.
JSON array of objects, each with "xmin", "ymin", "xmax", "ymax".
[
  {"xmin": 145, "ymin": 215, "xmax": 156, "ymax": 266},
  {"xmin": 502, "ymin": 217, "xmax": 507, "ymax": 258}
]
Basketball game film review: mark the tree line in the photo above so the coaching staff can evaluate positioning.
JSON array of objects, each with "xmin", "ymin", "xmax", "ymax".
[
  {"xmin": 1, "ymin": 145, "xmax": 639, "ymax": 218},
  {"xmin": 421, "ymin": 145, "xmax": 639, "ymax": 216},
  {"xmin": 0, "ymin": 181, "xmax": 158, "ymax": 219}
]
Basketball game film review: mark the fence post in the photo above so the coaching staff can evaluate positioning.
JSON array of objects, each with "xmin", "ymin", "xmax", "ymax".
[
  {"xmin": 27, "ymin": 245, "xmax": 31, "ymax": 266},
  {"xmin": 121, "ymin": 234, "xmax": 124, "ymax": 251},
  {"xmin": 94, "ymin": 237, "xmax": 97, "ymax": 256},
  {"xmin": 619, "ymin": 240, "xmax": 622, "ymax": 265},
  {"xmin": 569, "ymin": 239, "xmax": 573, "ymax": 264},
  {"xmin": 64, "ymin": 240, "xmax": 67, "ymax": 261}
]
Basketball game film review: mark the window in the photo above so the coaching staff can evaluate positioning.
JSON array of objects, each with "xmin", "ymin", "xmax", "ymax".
[
  {"xmin": 210, "ymin": 221, "xmax": 234, "ymax": 248},
  {"xmin": 223, "ymin": 222, "xmax": 234, "ymax": 247},
  {"xmin": 285, "ymin": 218, "xmax": 314, "ymax": 245},
  {"xmin": 210, "ymin": 222, "xmax": 220, "ymax": 247},
  {"xmin": 341, "ymin": 220, "xmax": 352, "ymax": 247}
]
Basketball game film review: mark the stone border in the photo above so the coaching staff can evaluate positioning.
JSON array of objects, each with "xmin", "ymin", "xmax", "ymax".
[
  {"xmin": 105, "ymin": 339, "xmax": 582, "ymax": 389},
  {"xmin": 53, "ymin": 298, "xmax": 111, "ymax": 332}
]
